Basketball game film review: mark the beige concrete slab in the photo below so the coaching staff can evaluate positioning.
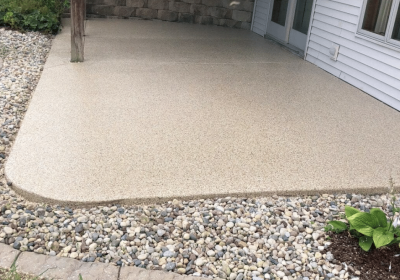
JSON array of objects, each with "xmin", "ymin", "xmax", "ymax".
[{"xmin": 5, "ymin": 19, "xmax": 400, "ymax": 205}]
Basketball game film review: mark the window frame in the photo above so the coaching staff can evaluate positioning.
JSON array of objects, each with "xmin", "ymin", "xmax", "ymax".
[
  {"xmin": 357, "ymin": 0, "xmax": 400, "ymax": 48},
  {"xmin": 387, "ymin": 0, "xmax": 400, "ymax": 46}
]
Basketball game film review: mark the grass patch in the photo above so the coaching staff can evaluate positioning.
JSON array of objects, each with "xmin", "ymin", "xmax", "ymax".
[
  {"xmin": 0, "ymin": 263, "xmax": 84, "ymax": 280},
  {"xmin": 0, "ymin": 266, "xmax": 45, "ymax": 280}
]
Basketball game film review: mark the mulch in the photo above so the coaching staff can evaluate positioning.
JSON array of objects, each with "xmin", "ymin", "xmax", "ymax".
[{"xmin": 325, "ymin": 232, "xmax": 400, "ymax": 280}]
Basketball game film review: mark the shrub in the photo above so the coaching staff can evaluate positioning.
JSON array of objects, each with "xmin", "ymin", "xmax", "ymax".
[{"xmin": 0, "ymin": 0, "xmax": 69, "ymax": 34}]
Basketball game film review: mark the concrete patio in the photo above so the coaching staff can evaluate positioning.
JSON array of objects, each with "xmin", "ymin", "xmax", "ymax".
[{"xmin": 5, "ymin": 18, "xmax": 400, "ymax": 205}]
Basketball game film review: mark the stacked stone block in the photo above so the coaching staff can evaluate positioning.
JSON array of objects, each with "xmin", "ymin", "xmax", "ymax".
[{"xmin": 85, "ymin": 0, "xmax": 254, "ymax": 29}]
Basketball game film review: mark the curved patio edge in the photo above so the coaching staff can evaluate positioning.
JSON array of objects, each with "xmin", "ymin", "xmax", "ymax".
[
  {"xmin": 5, "ymin": 169, "xmax": 399, "ymax": 207},
  {"xmin": 0, "ymin": 243, "xmax": 214, "ymax": 280}
]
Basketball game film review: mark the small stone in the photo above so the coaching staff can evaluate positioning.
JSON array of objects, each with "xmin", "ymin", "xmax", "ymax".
[
  {"xmin": 91, "ymin": 233, "xmax": 99, "ymax": 241},
  {"xmin": 177, "ymin": 267, "xmax": 186, "ymax": 274},
  {"xmin": 222, "ymin": 261, "xmax": 231, "ymax": 276},
  {"xmin": 218, "ymin": 271, "xmax": 227, "ymax": 279},
  {"xmin": 163, "ymin": 250, "xmax": 174, "ymax": 258},
  {"xmin": 70, "ymin": 252, "xmax": 78, "ymax": 259},
  {"xmin": 139, "ymin": 215, "xmax": 149, "ymax": 224},
  {"xmin": 111, "ymin": 240, "xmax": 120, "ymax": 247},
  {"xmin": 138, "ymin": 254, "xmax": 148, "ymax": 260},
  {"xmin": 229, "ymin": 272, "xmax": 237, "ymax": 280},
  {"xmin": 51, "ymin": 241, "xmax": 59, "ymax": 251},
  {"xmin": 44, "ymin": 217, "xmax": 54, "ymax": 224},
  {"xmin": 236, "ymin": 273, "xmax": 244, "ymax": 280},
  {"xmin": 195, "ymin": 258, "xmax": 205, "ymax": 266},
  {"xmin": 276, "ymin": 271, "xmax": 285, "ymax": 278},
  {"xmin": 267, "ymin": 239, "xmax": 276, "ymax": 246},
  {"xmin": 63, "ymin": 246, "xmax": 72, "ymax": 253},
  {"xmin": 189, "ymin": 233, "xmax": 197, "ymax": 241},
  {"xmin": 207, "ymin": 250, "xmax": 216, "ymax": 257},
  {"xmin": 165, "ymin": 262, "xmax": 176, "ymax": 271},
  {"xmin": 13, "ymin": 241, "xmax": 21, "ymax": 250},
  {"xmin": 75, "ymin": 224, "xmax": 84, "ymax": 233},
  {"xmin": 209, "ymin": 264, "xmax": 218, "ymax": 274},
  {"xmin": 3, "ymin": 227, "xmax": 12, "ymax": 235},
  {"xmin": 77, "ymin": 216, "xmax": 88, "ymax": 223}
]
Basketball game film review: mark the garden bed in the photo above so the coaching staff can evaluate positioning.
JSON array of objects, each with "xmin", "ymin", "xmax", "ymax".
[{"xmin": 326, "ymin": 231, "xmax": 400, "ymax": 280}]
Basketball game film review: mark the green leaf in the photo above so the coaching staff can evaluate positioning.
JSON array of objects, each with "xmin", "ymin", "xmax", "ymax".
[
  {"xmin": 370, "ymin": 208, "xmax": 388, "ymax": 228},
  {"xmin": 388, "ymin": 237, "xmax": 400, "ymax": 246},
  {"xmin": 359, "ymin": 236, "xmax": 373, "ymax": 251},
  {"xmin": 347, "ymin": 212, "xmax": 379, "ymax": 236},
  {"xmin": 373, "ymin": 227, "xmax": 394, "ymax": 248},
  {"xmin": 328, "ymin": 221, "xmax": 347, "ymax": 232},
  {"xmin": 345, "ymin": 206, "xmax": 360, "ymax": 219},
  {"xmin": 324, "ymin": 225, "xmax": 333, "ymax": 232}
]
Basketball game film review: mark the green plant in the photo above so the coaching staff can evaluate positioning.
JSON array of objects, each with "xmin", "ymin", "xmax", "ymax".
[
  {"xmin": 0, "ymin": 0, "xmax": 69, "ymax": 33},
  {"xmin": 326, "ymin": 180, "xmax": 400, "ymax": 251}
]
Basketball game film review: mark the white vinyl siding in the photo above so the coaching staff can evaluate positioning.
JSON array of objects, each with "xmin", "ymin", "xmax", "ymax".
[
  {"xmin": 305, "ymin": 0, "xmax": 400, "ymax": 111},
  {"xmin": 251, "ymin": 0, "xmax": 271, "ymax": 36}
]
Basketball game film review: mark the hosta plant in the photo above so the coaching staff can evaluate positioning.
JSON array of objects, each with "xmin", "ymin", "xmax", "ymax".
[{"xmin": 326, "ymin": 188, "xmax": 400, "ymax": 251}]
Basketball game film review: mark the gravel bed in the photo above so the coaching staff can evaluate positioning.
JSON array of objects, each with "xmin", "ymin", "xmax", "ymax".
[{"xmin": 1, "ymin": 28, "xmax": 400, "ymax": 280}]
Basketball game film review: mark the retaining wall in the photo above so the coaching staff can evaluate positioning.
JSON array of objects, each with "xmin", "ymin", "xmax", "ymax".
[{"xmin": 83, "ymin": 0, "xmax": 254, "ymax": 29}]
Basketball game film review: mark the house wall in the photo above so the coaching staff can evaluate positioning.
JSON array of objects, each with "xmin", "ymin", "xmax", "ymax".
[
  {"xmin": 81, "ymin": 0, "xmax": 254, "ymax": 29},
  {"xmin": 305, "ymin": 0, "xmax": 400, "ymax": 111},
  {"xmin": 251, "ymin": 0, "xmax": 270, "ymax": 35}
]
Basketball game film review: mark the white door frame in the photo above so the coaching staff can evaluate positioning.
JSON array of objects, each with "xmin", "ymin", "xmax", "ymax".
[
  {"xmin": 262, "ymin": 0, "xmax": 317, "ymax": 59},
  {"xmin": 266, "ymin": 0, "xmax": 295, "ymax": 44}
]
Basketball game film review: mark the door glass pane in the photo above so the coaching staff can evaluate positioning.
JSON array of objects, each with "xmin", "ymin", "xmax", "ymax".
[
  {"xmin": 271, "ymin": 0, "xmax": 289, "ymax": 26},
  {"xmin": 292, "ymin": 0, "xmax": 313, "ymax": 34},
  {"xmin": 392, "ymin": 5, "xmax": 400, "ymax": 41},
  {"xmin": 362, "ymin": 0, "xmax": 393, "ymax": 36}
]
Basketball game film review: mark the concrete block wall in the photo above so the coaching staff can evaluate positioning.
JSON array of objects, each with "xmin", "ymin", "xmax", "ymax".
[{"xmin": 84, "ymin": 0, "xmax": 254, "ymax": 29}]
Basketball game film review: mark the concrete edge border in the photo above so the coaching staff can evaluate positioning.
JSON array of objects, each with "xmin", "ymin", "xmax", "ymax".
[
  {"xmin": 5, "ymin": 170, "xmax": 400, "ymax": 207},
  {"xmin": 0, "ymin": 243, "xmax": 214, "ymax": 280}
]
